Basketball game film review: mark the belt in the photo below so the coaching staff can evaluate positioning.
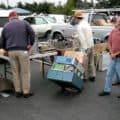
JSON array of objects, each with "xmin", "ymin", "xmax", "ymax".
[{"xmin": 116, "ymin": 54, "xmax": 120, "ymax": 58}]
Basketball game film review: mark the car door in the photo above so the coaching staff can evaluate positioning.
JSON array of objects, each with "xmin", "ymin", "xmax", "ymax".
[
  {"xmin": 34, "ymin": 17, "xmax": 52, "ymax": 37},
  {"xmin": 24, "ymin": 16, "xmax": 51, "ymax": 38}
]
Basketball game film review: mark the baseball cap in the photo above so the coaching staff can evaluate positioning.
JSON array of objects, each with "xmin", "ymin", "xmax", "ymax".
[{"xmin": 8, "ymin": 11, "xmax": 17, "ymax": 18}]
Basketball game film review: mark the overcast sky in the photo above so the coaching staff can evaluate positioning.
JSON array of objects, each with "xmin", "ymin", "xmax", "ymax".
[{"xmin": 0, "ymin": 0, "xmax": 68, "ymax": 6}]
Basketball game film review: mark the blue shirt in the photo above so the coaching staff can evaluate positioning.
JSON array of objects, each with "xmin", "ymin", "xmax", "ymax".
[{"xmin": 0, "ymin": 19, "xmax": 35, "ymax": 51}]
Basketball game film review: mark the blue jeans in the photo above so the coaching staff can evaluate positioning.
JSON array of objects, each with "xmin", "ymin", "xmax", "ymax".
[
  {"xmin": 112, "ymin": 72, "xmax": 120, "ymax": 83},
  {"xmin": 104, "ymin": 57, "xmax": 120, "ymax": 92}
]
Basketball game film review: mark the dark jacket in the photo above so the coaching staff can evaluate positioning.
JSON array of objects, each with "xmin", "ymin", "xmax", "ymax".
[{"xmin": 0, "ymin": 19, "xmax": 35, "ymax": 51}]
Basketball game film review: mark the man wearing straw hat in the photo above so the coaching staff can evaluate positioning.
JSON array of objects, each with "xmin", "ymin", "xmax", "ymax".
[{"xmin": 73, "ymin": 10, "xmax": 96, "ymax": 82}]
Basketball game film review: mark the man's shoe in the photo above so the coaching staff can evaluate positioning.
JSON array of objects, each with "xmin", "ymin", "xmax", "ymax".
[
  {"xmin": 83, "ymin": 79, "xmax": 88, "ymax": 82},
  {"xmin": 117, "ymin": 95, "xmax": 120, "ymax": 98},
  {"xmin": 23, "ymin": 92, "xmax": 34, "ymax": 98},
  {"xmin": 89, "ymin": 77, "xmax": 95, "ymax": 82},
  {"xmin": 112, "ymin": 82, "xmax": 120, "ymax": 86},
  {"xmin": 15, "ymin": 92, "xmax": 23, "ymax": 98},
  {"xmin": 98, "ymin": 91, "xmax": 110, "ymax": 96}
]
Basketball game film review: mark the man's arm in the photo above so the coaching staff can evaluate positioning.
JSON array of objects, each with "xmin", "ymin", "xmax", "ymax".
[{"xmin": 25, "ymin": 22, "xmax": 35, "ymax": 46}]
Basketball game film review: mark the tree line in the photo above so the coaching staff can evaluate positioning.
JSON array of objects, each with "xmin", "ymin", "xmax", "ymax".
[{"xmin": 0, "ymin": 0, "xmax": 120, "ymax": 15}]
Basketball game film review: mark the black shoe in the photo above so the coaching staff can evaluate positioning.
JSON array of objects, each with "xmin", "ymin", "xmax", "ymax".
[
  {"xmin": 83, "ymin": 79, "xmax": 88, "ymax": 82},
  {"xmin": 98, "ymin": 91, "xmax": 110, "ymax": 96},
  {"xmin": 23, "ymin": 92, "xmax": 34, "ymax": 98},
  {"xmin": 89, "ymin": 77, "xmax": 95, "ymax": 82},
  {"xmin": 117, "ymin": 95, "xmax": 120, "ymax": 98},
  {"xmin": 112, "ymin": 82, "xmax": 120, "ymax": 86},
  {"xmin": 15, "ymin": 92, "xmax": 23, "ymax": 98}
]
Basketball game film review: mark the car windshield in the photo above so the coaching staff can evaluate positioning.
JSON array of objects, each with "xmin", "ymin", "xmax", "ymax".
[{"xmin": 0, "ymin": 17, "xmax": 9, "ymax": 27}]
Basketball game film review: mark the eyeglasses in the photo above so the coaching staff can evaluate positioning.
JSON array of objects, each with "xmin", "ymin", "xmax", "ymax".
[{"xmin": 76, "ymin": 17, "xmax": 83, "ymax": 20}]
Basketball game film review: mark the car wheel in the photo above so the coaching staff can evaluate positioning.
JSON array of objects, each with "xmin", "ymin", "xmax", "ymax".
[
  {"xmin": 53, "ymin": 33, "xmax": 63, "ymax": 40},
  {"xmin": 44, "ymin": 31, "xmax": 51, "ymax": 40}
]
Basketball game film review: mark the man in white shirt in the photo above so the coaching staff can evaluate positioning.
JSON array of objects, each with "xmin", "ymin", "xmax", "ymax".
[{"xmin": 73, "ymin": 11, "xmax": 96, "ymax": 82}]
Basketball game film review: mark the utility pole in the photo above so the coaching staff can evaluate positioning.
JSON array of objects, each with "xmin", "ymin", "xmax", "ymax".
[
  {"xmin": 91, "ymin": 0, "xmax": 94, "ymax": 7},
  {"xmin": 6, "ymin": 0, "xmax": 9, "ymax": 8}
]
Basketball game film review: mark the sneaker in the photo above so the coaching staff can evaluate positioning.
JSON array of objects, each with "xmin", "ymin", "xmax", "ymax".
[
  {"xmin": 23, "ymin": 92, "xmax": 34, "ymax": 98},
  {"xmin": 98, "ymin": 91, "xmax": 110, "ymax": 96},
  {"xmin": 117, "ymin": 95, "xmax": 120, "ymax": 98},
  {"xmin": 15, "ymin": 92, "xmax": 23, "ymax": 98},
  {"xmin": 83, "ymin": 79, "xmax": 88, "ymax": 82},
  {"xmin": 89, "ymin": 77, "xmax": 95, "ymax": 82},
  {"xmin": 112, "ymin": 82, "xmax": 120, "ymax": 86}
]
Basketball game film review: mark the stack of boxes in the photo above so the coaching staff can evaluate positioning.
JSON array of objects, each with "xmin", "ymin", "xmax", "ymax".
[{"xmin": 47, "ymin": 55, "xmax": 84, "ymax": 92}]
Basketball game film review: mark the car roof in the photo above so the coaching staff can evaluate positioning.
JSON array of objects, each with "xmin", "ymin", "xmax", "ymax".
[{"xmin": 0, "ymin": 10, "xmax": 13, "ymax": 17}]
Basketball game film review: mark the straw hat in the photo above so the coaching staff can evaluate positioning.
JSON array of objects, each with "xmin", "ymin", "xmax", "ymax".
[{"xmin": 74, "ymin": 11, "xmax": 84, "ymax": 18}]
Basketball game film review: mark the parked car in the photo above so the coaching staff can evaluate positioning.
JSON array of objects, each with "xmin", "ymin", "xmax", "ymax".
[
  {"xmin": 19, "ymin": 15, "xmax": 55, "ymax": 40},
  {"xmin": 50, "ymin": 11, "xmax": 114, "ymax": 43},
  {"xmin": 48, "ymin": 14, "xmax": 66, "ymax": 23}
]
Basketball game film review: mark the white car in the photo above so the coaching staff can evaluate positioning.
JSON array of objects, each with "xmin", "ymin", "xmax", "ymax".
[
  {"xmin": 20, "ymin": 15, "xmax": 55, "ymax": 40},
  {"xmin": 50, "ymin": 12, "xmax": 113, "ymax": 43}
]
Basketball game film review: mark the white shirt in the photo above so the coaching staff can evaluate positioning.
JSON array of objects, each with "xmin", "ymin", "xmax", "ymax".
[{"xmin": 76, "ymin": 20, "xmax": 94, "ymax": 50}]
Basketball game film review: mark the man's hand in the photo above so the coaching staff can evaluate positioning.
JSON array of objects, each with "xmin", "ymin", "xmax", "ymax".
[
  {"xmin": 110, "ymin": 53, "xmax": 117, "ymax": 59},
  {"xmin": 27, "ymin": 45, "xmax": 32, "ymax": 51}
]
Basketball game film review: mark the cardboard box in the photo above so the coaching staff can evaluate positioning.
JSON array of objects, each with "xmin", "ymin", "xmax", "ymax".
[
  {"xmin": 64, "ymin": 51, "xmax": 87, "ymax": 64},
  {"xmin": 0, "ymin": 78, "xmax": 14, "ymax": 92},
  {"xmin": 98, "ymin": 52, "xmax": 110, "ymax": 71},
  {"xmin": 47, "ymin": 69, "xmax": 83, "ymax": 90},
  {"xmin": 93, "ymin": 43, "xmax": 108, "ymax": 55}
]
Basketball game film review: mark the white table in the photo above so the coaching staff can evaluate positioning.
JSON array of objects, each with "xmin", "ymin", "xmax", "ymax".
[
  {"xmin": 30, "ymin": 51, "xmax": 57, "ymax": 78},
  {"xmin": 0, "ymin": 51, "xmax": 57, "ymax": 79}
]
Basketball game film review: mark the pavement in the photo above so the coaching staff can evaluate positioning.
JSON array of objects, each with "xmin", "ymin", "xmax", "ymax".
[{"xmin": 0, "ymin": 62, "xmax": 120, "ymax": 120}]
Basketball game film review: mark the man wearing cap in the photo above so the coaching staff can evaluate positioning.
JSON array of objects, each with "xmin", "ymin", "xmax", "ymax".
[
  {"xmin": 0, "ymin": 11, "xmax": 35, "ymax": 98},
  {"xmin": 73, "ymin": 10, "xmax": 96, "ymax": 82}
]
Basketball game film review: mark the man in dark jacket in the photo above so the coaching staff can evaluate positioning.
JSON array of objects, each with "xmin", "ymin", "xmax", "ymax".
[{"xmin": 0, "ymin": 11, "xmax": 35, "ymax": 98}]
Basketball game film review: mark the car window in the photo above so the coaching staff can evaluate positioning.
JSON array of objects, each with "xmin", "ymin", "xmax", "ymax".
[
  {"xmin": 24, "ymin": 17, "xmax": 35, "ymax": 24},
  {"xmin": 92, "ymin": 14, "xmax": 107, "ymax": 23},
  {"xmin": 0, "ymin": 17, "xmax": 9, "ymax": 27},
  {"xmin": 35, "ymin": 17, "xmax": 48, "ymax": 25},
  {"xmin": 44, "ymin": 16, "xmax": 56, "ymax": 23}
]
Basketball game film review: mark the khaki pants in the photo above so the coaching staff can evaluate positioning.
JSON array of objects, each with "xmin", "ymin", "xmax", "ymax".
[
  {"xmin": 84, "ymin": 47, "xmax": 96, "ymax": 79},
  {"xmin": 8, "ymin": 50, "xmax": 30, "ymax": 94}
]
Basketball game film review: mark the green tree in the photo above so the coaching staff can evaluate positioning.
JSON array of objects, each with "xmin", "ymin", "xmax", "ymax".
[
  {"xmin": 96, "ymin": 0, "xmax": 120, "ymax": 8},
  {"xmin": 17, "ymin": 2, "xmax": 24, "ymax": 8},
  {"xmin": 0, "ymin": 3, "xmax": 6, "ymax": 9},
  {"xmin": 64, "ymin": 0, "xmax": 76, "ymax": 15}
]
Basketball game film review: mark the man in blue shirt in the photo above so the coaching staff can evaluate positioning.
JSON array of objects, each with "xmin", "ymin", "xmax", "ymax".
[{"xmin": 0, "ymin": 11, "xmax": 35, "ymax": 98}]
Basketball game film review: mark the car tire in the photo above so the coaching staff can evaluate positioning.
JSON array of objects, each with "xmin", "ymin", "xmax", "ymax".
[
  {"xmin": 44, "ymin": 31, "xmax": 51, "ymax": 40},
  {"xmin": 53, "ymin": 33, "xmax": 63, "ymax": 40}
]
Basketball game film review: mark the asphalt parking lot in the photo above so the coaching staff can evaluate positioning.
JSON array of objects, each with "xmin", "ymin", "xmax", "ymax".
[{"xmin": 0, "ymin": 62, "xmax": 120, "ymax": 120}]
